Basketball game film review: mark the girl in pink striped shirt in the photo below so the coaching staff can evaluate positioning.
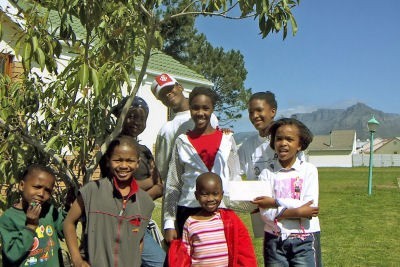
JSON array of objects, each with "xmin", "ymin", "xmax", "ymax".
[{"xmin": 173, "ymin": 172, "xmax": 257, "ymax": 267}]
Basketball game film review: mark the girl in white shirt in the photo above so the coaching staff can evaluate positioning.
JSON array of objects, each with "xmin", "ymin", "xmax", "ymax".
[
  {"xmin": 163, "ymin": 87, "xmax": 241, "ymax": 243},
  {"xmin": 252, "ymin": 118, "xmax": 322, "ymax": 267}
]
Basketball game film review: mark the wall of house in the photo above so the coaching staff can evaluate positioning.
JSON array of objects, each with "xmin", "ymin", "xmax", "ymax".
[
  {"xmin": 308, "ymin": 154, "xmax": 353, "ymax": 167},
  {"xmin": 352, "ymin": 154, "xmax": 400, "ymax": 167}
]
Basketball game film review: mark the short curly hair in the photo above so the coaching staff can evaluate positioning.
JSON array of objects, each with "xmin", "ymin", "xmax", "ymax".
[
  {"xmin": 21, "ymin": 164, "xmax": 56, "ymax": 182},
  {"xmin": 189, "ymin": 87, "xmax": 219, "ymax": 107},
  {"xmin": 249, "ymin": 91, "xmax": 277, "ymax": 110}
]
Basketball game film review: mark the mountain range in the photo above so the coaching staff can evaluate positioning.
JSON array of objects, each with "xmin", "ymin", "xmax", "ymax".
[{"xmin": 235, "ymin": 103, "xmax": 400, "ymax": 141}]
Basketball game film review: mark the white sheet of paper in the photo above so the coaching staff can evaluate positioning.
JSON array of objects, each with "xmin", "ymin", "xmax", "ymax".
[{"xmin": 228, "ymin": 181, "xmax": 272, "ymax": 201}]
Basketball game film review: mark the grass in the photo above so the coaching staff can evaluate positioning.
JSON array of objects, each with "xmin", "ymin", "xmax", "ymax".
[
  {"xmin": 153, "ymin": 167, "xmax": 400, "ymax": 266},
  {"xmin": 316, "ymin": 167, "xmax": 400, "ymax": 266}
]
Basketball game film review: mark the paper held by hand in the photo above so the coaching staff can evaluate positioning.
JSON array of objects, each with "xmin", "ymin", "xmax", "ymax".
[{"xmin": 228, "ymin": 181, "xmax": 273, "ymax": 201}]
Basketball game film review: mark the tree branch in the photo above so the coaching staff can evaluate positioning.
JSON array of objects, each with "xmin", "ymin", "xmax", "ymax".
[{"xmin": 0, "ymin": 117, "xmax": 79, "ymax": 191}]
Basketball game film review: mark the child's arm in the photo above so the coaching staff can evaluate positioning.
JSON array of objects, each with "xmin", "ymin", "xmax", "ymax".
[
  {"xmin": 181, "ymin": 221, "xmax": 192, "ymax": 257},
  {"xmin": 277, "ymin": 200, "xmax": 319, "ymax": 219},
  {"xmin": 163, "ymin": 140, "xmax": 184, "ymax": 243},
  {"xmin": 146, "ymin": 159, "xmax": 163, "ymax": 200},
  {"xmin": 251, "ymin": 168, "xmax": 276, "ymax": 211},
  {"xmin": 0, "ymin": 205, "xmax": 41, "ymax": 263},
  {"xmin": 63, "ymin": 195, "xmax": 90, "ymax": 267}
]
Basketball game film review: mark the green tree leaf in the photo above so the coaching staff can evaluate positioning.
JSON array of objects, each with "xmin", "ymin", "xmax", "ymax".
[
  {"xmin": 91, "ymin": 67, "xmax": 99, "ymax": 96},
  {"xmin": 36, "ymin": 47, "xmax": 46, "ymax": 70},
  {"xmin": 79, "ymin": 63, "xmax": 89, "ymax": 90}
]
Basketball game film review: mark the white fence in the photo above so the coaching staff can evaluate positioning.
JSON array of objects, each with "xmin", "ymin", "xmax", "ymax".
[{"xmin": 352, "ymin": 154, "xmax": 400, "ymax": 167}]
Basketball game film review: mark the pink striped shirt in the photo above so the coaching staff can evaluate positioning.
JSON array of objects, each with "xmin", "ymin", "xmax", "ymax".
[{"xmin": 182, "ymin": 212, "xmax": 229, "ymax": 267}]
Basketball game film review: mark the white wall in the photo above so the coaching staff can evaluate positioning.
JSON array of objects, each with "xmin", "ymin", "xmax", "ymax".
[
  {"xmin": 308, "ymin": 154, "xmax": 353, "ymax": 167},
  {"xmin": 136, "ymin": 79, "xmax": 168, "ymax": 152}
]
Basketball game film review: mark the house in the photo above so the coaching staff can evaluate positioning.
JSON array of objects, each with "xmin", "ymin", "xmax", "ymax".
[
  {"xmin": 373, "ymin": 137, "xmax": 400, "ymax": 154},
  {"xmin": 357, "ymin": 137, "xmax": 388, "ymax": 154},
  {"xmin": 307, "ymin": 130, "xmax": 357, "ymax": 167},
  {"xmin": 0, "ymin": 0, "xmax": 213, "ymax": 151}
]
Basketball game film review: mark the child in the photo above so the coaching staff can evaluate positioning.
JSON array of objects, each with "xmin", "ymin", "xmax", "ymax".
[
  {"xmin": 0, "ymin": 164, "xmax": 65, "ymax": 266},
  {"xmin": 169, "ymin": 172, "xmax": 257, "ymax": 267},
  {"xmin": 238, "ymin": 91, "xmax": 277, "ymax": 180},
  {"xmin": 111, "ymin": 96, "xmax": 165, "ymax": 266},
  {"xmin": 239, "ymin": 91, "xmax": 305, "ymax": 180},
  {"xmin": 252, "ymin": 118, "xmax": 322, "ymax": 267},
  {"xmin": 63, "ymin": 135, "xmax": 154, "ymax": 267},
  {"xmin": 163, "ymin": 87, "xmax": 241, "ymax": 243}
]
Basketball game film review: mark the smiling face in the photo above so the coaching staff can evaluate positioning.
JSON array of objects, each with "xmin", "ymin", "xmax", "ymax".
[
  {"xmin": 195, "ymin": 174, "xmax": 223, "ymax": 214},
  {"xmin": 19, "ymin": 170, "xmax": 55, "ymax": 206},
  {"xmin": 274, "ymin": 124, "xmax": 302, "ymax": 169},
  {"xmin": 121, "ymin": 107, "xmax": 147, "ymax": 138},
  {"xmin": 248, "ymin": 98, "xmax": 276, "ymax": 135},
  {"xmin": 108, "ymin": 143, "xmax": 139, "ymax": 185},
  {"xmin": 190, "ymin": 94, "xmax": 214, "ymax": 132}
]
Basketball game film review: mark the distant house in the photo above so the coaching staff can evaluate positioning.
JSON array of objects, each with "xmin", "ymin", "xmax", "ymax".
[
  {"xmin": 358, "ymin": 138, "xmax": 388, "ymax": 154},
  {"xmin": 0, "ymin": 0, "xmax": 213, "ymax": 151},
  {"xmin": 373, "ymin": 137, "xmax": 400, "ymax": 154},
  {"xmin": 307, "ymin": 130, "xmax": 357, "ymax": 167}
]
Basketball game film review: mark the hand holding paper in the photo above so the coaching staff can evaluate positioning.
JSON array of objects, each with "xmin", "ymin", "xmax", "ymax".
[{"xmin": 251, "ymin": 196, "xmax": 277, "ymax": 209}]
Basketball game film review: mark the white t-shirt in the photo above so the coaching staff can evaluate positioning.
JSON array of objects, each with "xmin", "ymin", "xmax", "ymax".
[
  {"xmin": 238, "ymin": 133, "xmax": 306, "ymax": 180},
  {"xmin": 238, "ymin": 134, "xmax": 275, "ymax": 180}
]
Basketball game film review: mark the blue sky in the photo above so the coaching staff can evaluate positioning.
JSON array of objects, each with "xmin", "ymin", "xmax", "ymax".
[{"xmin": 195, "ymin": 0, "xmax": 400, "ymax": 132}]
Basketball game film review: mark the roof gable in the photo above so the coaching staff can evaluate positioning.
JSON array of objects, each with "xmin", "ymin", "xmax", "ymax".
[
  {"xmin": 374, "ymin": 137, "xmax": 400, "ymax": 152},
  {"xmin": 141, "ymin": 50, "xmax": 212, "ymax": 86},
  {"xmin": 308, "ymin": 130, "xmax": 356, "ymax": 151}
]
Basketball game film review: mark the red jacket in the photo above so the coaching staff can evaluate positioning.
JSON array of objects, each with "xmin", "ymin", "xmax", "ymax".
[{"xmin": 168, "ymin": 208, "xmax": 257, "ymax": 267}]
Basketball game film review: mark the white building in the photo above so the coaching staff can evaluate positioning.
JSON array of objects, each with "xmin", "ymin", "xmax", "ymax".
[{"xmin": 307, "ymin": 130, "xmax": 357, "ymax": 167}]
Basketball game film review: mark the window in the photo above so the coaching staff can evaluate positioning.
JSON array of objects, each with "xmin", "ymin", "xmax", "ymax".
[{"xmin": 0, "ymin": 53, "xmax": 12, "ymax": 76}]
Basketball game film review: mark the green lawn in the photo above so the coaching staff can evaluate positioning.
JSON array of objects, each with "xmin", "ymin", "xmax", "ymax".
[{"xmin": 154, "ymin": 167, "xmax": 400, "ymax": 266}]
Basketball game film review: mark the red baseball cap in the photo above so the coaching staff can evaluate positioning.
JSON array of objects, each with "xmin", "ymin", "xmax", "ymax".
[{"xmin": 151, "ymin": 73, "xmax": 178, "ymax": 98}]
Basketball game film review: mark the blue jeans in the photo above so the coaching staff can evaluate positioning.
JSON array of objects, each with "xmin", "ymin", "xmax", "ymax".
[
  {"xmin": 141, "ymin": 228, "xmax": 166, "ymax": 267},
  {"xmin": 263, "ymin": 231, "xmax": 322, "ymax": 267}
]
